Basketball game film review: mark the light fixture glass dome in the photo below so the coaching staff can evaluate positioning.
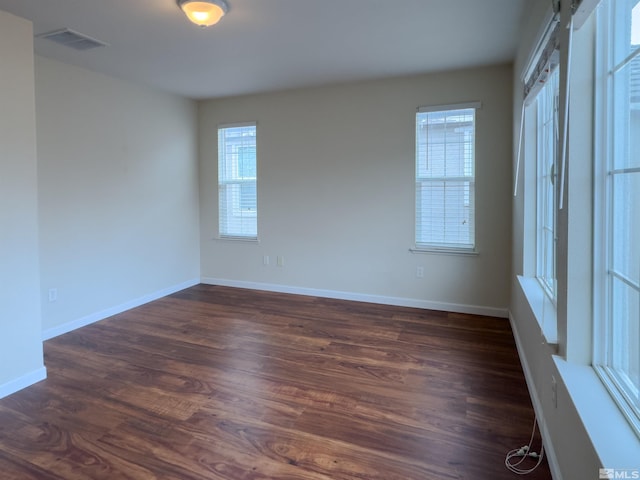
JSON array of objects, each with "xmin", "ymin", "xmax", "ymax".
[{"xmin": 178, "ymin": 0, "xmax": 228, "ymax": 27}]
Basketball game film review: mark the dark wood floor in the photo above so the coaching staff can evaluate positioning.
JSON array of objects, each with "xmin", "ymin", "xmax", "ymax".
[{"xmin": 0, "ymin": 285, "xmax": 551, "ymax": 479}]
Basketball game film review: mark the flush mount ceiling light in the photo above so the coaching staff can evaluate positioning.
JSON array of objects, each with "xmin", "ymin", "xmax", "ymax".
[{"xmin": 177, "ymin": 0, "xmax": 228, "ymax": 27}]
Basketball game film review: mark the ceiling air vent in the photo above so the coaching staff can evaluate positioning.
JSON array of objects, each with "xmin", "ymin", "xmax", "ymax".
[{"xmin": 36, "ymin": 28, "xmax": 108, "ymax": 51}]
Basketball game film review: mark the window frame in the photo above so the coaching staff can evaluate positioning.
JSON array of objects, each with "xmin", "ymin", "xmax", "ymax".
[
  {"xmin": 413, "ymin": 102, "xmax": 480, "ymax": 254},
  {"xmin": 535, "ymin": 67, "xmax": 560, "ymax": 301},
  {"xmin": 593, "ymin": 0, "xmax": 640, "ymax": 438},
  {"xmin": 217, "ymin": 122, "xmax": 258, "ymax": 240}
]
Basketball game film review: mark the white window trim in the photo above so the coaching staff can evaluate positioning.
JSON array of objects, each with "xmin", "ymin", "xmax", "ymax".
[
  {"xmin": 592, "ymin": 0, "xmax": 640, "ymax": 439},
  {"xmin": 517, "ymin": 9, "xmax": 561, "ymax": 345},
  {"xmin": 518, "ymin": 275, "xmax": 558, "ymax": 346},
  {"xmin": 409, "ymin": 246, "xmax": 479, "ymax": 256},
  {"xmin": 413, "ymin": 102, "xmax": 480, "ymax": 254},
  {"xmin": 417, "ymin": 101, "xmax": 482, "ymax": 113},
  {"xmin": 535, "ymin": 67, "xmax": 560, "ymax": 303},
  {"xmin": 214, "ymin": 236, "xmax": 260, "ymax": 244},
  {"xmin": 217, "ymin": 121, "xmax": 258, "ymax": 240},
  {"xmin": 554, "ymin": 356, "xmax": 640, "ymax": 472}
]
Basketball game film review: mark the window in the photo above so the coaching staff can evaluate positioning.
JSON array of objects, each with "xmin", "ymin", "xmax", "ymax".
[
  {"xmin": 594, "ymin": 0, "xmax": 640, "ymax": 435},
  {"xmin": 218, "ymin": 123, "xmax": 257, "ymax": 239},
  {"xmin": 415, "ymin": 103, "xmax": 478, "ymax": 251},
  {"xmin": 536, "ymin": 68, "xmax": 560, "ymax": 299}
]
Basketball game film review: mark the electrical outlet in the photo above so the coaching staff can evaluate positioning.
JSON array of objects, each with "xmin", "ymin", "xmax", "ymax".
[
  {"xmin": 551, "ymin": 375, "xmax": 557, "ymax": 408},
  {"xmin": 263, "ymin": 255, "xmax": 270, "ymax": 266},
  {"xmin": 416, "ymin": 266, "xmax": 424, "ymax": 278},
  {"xmin": 277, "ymin": 256, "xmax": 284, "ymax": 267},
  {"xmin": 48, "ymin": 288, "xmax": 58, "ymax": 302}
]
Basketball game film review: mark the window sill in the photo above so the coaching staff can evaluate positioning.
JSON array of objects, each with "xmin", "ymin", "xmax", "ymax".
[
  {"xmin": 214, "ymin": 236, "xmax": 260, "ymax": 244},
  {"xmin": 554, "ymin": 356, "xmax": 640, "ymax": 470},
  {"xmin": 517, "ymin": 275, "xmax": 558, "ymax": 346},
  {"xmin": 410, "ymin": 247, "xmax": 478, "ymax": 257}
]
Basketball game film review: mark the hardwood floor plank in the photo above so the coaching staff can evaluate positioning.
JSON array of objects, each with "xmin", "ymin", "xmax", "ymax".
[
  {"xmin": 0, "ymin": 285, "xmax": 551, "ymax": 479},
  {"xmin": 0, "ymin": 449, "xmax": 66, "ymax": 480}
]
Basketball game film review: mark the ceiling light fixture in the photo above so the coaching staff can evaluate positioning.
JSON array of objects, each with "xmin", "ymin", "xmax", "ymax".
[{"xmin": 177, "ymin": 0, "xmax": 228, "ymax": 27}]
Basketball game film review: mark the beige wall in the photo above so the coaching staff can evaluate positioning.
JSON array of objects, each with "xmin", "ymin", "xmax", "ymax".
[
  {"xmin": 35, "ymin": 56, "xmax": 201, "ymax": 337},
  {"xmin": 0, "ymin": 11, "xmax": 46, "ymax": 396},
  {"xmin": 199, "ymin": 66, "xmax": 513, "ymax": 315}
]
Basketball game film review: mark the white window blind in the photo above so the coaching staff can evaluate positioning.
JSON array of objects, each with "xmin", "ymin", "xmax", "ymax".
[
  {"xmin": 218, "ymin": 122, "xmax": 257, "ymax": 239},
  {"xmin": 415, "ymin": 103, "xmax": 479, "ymax": 251}
]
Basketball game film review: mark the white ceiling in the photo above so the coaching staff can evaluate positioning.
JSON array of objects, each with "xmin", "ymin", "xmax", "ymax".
[{"xmin": 0, "ymin": 0, "xmax": 526, "ymax": 100}]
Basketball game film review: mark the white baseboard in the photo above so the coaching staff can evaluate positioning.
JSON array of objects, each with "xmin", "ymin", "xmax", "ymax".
[
  {"xmin": 0, "ymin": 366, "xmax": 47, "ymax": 400},
  {"xmin": 509, "ymin": 313, "xmax": 562, "ymax": 480},
  {"xmin": 201, "ymin": 277, "xmax": 508, "ymax": 318},
  {"xmin": 42, "ymin": 278, "xmax": 200, "ymax": 341}
]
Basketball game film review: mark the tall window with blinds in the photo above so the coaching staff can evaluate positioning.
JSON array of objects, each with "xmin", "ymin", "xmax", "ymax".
[
  {"xmin": 415, "ymin": 104, "xmax": 478, "ymax": 251},
  {"xmin": 218, "ymin": 123, "xmax": 257, "ymax": 239},
  {"xmin": 594, "ymin": 0, "xmax": 640, "ymax": 436}
]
